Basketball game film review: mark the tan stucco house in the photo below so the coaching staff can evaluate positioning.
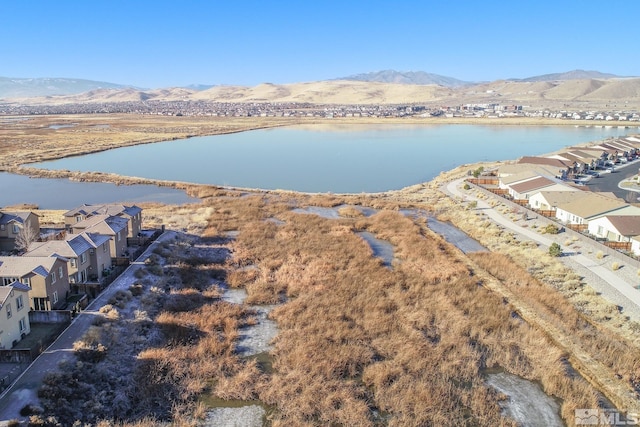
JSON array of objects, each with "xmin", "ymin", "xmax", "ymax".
[
  {"xmin": 0, "ymin": 256, "xmax": 70, "ymax": 310},
  {"xmin": 0, "ymin": 211, "xmax": 40, "ymax": 252},
  {"xmin": 0, "ymin": 282, "xmax": 31, "ymax": 348}
]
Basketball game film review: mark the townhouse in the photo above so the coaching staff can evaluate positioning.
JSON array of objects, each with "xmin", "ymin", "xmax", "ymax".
[
  {"xmin": 0, "ymin": 282, "xmax": 31, "ymax": 348},
  {"xmin": 0, "ymin": 211, "xmax": 40, "ymax": 252},
  {"xmin": 69, "ymin": 215, "xmax": 129, "ymax": 257},
  {"xmin": 24, "ymin": 232, "xmax": 112, "ymax": 286},
  {"xmin": 64, "ymin": 204, "xmax": 142, "ymax": 238},
  {"xmin": 0, "ymin": 256, "xmax": 70, "ymax": 310}
]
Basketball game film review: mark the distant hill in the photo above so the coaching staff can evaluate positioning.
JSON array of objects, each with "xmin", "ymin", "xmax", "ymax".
[
  {"xmin": 4, "ymin": 71, "xmax": 640, "ymax": 109},
  {"xmin": 338, "ymin": 70, "xmax": 471, "ymax": 87},
  {"xmin": 0, "ymin": 77, "xmax": 132, "ymax": 98},
  {"xmin": 182, "ymin": 84, "xmax": 216, "ymax": 91},
  {"xmin": 512, "ymin": 69, "xmax": 622, "ymax": 82}
]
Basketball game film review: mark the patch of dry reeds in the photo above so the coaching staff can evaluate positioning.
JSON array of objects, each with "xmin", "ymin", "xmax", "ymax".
[{"xmin": 230, "ymin": 206, "xmax": 603, "ymax": 425}]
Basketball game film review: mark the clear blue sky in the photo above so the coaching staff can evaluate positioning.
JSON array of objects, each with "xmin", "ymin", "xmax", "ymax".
[{"xmin": 2, "ymin": 1, "xmax": 638, "ymax": 88}]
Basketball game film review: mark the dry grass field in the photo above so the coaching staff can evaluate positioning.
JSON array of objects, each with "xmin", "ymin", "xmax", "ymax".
[{"xmin": 2, "ymin": 115, "xmax": 640, "ymax": 425}]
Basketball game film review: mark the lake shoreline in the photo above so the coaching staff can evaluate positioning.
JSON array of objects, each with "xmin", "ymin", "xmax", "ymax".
[{"xmin": 6, "ymin": 116, "xmax": 637, "ymax": 198}]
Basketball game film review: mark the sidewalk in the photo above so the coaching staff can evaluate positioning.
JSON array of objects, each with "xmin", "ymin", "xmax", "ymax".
[
  {"xmin": 0, "ymin": 231, "xmax": 175, "ymax": 424},
  {"xmin": 444, "ymin": 179, "xmax": 640, "ymax": 321}
]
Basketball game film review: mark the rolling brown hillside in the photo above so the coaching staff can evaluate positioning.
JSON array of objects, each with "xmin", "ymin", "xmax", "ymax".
[{"xmin": 5, "ymin": 78, "xmax": 640, "ymax": 108}]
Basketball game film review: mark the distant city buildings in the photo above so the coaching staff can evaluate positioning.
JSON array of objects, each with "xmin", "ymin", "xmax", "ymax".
[{"xmin": 1, "ymin": 100, "xmax": 638, "ymax": 122}]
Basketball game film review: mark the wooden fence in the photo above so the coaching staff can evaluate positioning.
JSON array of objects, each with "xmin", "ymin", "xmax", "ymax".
[
  {"xmin": 534, "ymin": 209, "xmax": 556, "ymax": 217},
  {"xmin": 604, "ymin": 241, "xmax": 632, "ymax": 251},
  {"xmin": 566, "ymin": 224, "xmax": 588, "ymax": 232},
  {"xmin": 467, "ymin": 178, "xmax": 499, "ymax": 185}
]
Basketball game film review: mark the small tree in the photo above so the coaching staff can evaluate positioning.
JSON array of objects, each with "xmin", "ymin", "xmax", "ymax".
[
  {"xmin": 548, "ymin": 242, "xmax": 562, "ymax": 257},
  {"xmin": 472, "ymin": 166, "xmax": 485, "ymax": 178},
  {"xmin": 15, "ymin": 225, "xmax": 39, "ymax": 252}
]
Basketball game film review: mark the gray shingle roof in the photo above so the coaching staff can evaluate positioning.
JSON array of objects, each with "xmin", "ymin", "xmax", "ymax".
[
  {"xmin": 25, "ymin": 233, "xmax": 94, "ymax": 258},
  {"xmin": 0, "ymin": 256, "xmax": 58, "ymax": 278}
]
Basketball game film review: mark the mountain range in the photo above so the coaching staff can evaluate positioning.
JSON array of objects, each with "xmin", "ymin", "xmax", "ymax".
[{"xmin": 1, "ymin": 70, "xmax": 638, "ymax": 109}]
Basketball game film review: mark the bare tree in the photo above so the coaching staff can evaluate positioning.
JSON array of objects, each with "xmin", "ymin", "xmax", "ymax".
[{"xmin": 14, "ymin": 225, "xmax": 39, "ymax": 252}]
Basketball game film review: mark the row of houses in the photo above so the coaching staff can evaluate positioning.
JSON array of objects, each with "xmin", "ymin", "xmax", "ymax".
[
  {"xmin": 0, "ymin": 204, "xmax": 143, "ymax": 349},
  {"xmin": 477, "ymin": 136, "xmax": 640, "ymax": 254}
]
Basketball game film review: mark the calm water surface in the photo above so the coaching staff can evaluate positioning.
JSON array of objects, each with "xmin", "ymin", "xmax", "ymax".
[
  {"xmin": 0, "ymin": 173, "xmax": 198, "ymax": 209},
  {"xmin": 28, "ymin": 124, "xmax": 637, "ymax": 193}
]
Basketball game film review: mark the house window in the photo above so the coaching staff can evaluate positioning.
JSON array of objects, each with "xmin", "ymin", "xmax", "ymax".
[
  {"xmin": 51, "ymin": 271, "xmax": 56, "ymax": 284},
  {"xmin": 52, "ymin": 291, "xmax": 58, "ymax": 305},
  {"xmin": 103, "ymin": 243, "xmax": 107, "ymax": 252},
  {"xmin": 117, "ymin": 232, "xmax": 121, "ymax": 241},
  {"xmin": 597, "ymin": 226, "xmax": 603, "ymax": 236},
  {"xmin": 2, "ymin": 277, "xmax": 18, "ymax": 286},
  {"xmin": 70, "ymin": 258, "xmax": 77, "ymax": 267},
  {"xmin": 80, "ymin": 253, "xmax": 87, "ymax": 264},
  {"xmin": 33, "ymin": 297, "xmax": 48, "ymax": 311},
  {"xmin": 6, "ymin": 303, "xmax": 11, "ymax": 319},
  {"xmin": 0, "ymin": 224, "xmax": 4, "ymax": 231},
  {"xmin": 59, "ymin": 266, "xmax": 64, "ymax": 278},
  {"xmin": 22, "ymin": 277, "xmax": 30, "ymax": 287},
  {"xmin": 12, "ymin": 224, "xmax": 19, "ymax": 234},
  {"xmin": 16, "ymin": 295, "xmax": 23, "ymax": 311},
  {"xmin": 19, "ymin": 317, "xmax": 26, "ymax": 332}
]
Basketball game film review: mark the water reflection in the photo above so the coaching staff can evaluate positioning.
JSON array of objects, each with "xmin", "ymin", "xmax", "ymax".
[{"xmin": 1, "ymin": 173, "xmax": 198, "ymax": 209}]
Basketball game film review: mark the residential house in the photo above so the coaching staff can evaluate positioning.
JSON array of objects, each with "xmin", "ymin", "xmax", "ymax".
[
  {"xmin": 507, "ymin": 176, "xmax": 570, "ymax": 200},
  {"xmin": 517, "ymin": 157, "xmax": 574, "ymax": 180},
  {"xmin": 554, "ymin": 193, "xmax": 640, "ymax": 225},
  {"xmin": 497, "ymin": 164, "xmax": 563, "ymax": 182},
  {"xmin": 0, "ymin": 282, "xmax": 31, "ymax": 348},
  {"xmin": 69, "ymin": 215, "xmax": 129, "ymax": 257},
  {"xmin": 566, "ymin": 148, "xmax": 609, "ymax": 169},
  {"xmin": 24, "ymin": 232, "xmax": 112, "ymax": 286},
  {"xmin": 64, "ymin": 204, "xmax": 142, "ymax": 237},
  {"xmin": 0, "ymin": 256, "xmax": 70, "ymax": 310},
  {"xmin": 0, "ymin": 211, "xmax": 40, "ymax": 252},
  {"xmin": 588, "ymin": 216, "xmax": 640, "ymax": 248},
  {"xmin": 528, "ymin": 190, "xmax": 587, "ymax": 212}
]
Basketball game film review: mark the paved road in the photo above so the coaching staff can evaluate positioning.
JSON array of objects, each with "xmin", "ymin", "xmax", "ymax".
[
  {"xmin": 0, "ymin": 231, "xmax": 175, "ymax": 424},
  {"xmin": 585, "ymin": 158, "xmax": 640, "ymax": 202},
  {"xmin": 444, "ymin": 179, "xmax": 640, "ymax": 312}
]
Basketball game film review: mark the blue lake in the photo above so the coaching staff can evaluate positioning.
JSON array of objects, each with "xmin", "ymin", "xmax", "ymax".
[
  {"xmin": 0, "ymin": 172, "xmax": 198, "ymax": 209},
  {"xmin": 27, "ymin": 124, "xmax": 638, "ymax": 193}
]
